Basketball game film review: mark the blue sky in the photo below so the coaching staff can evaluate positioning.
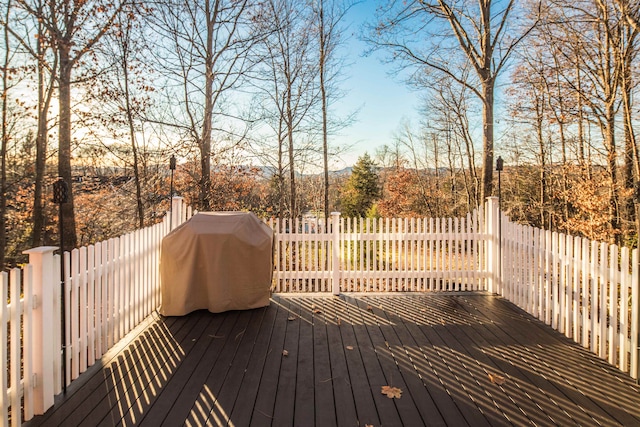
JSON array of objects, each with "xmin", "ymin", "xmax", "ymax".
[{"xmin": 331, "ymin": 1, "xmax": 422, "ymax": 168}]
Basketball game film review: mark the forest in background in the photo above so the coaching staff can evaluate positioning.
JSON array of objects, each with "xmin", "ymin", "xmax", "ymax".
[{"xmin": 3, "ymin": 0, "xmax": 640, "ymax": 269}]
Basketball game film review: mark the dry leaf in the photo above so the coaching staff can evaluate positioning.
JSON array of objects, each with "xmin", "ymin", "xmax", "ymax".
[
  {"xmin": 337, "ymin": 318, "xmax": 342, "ymax": 326},
  {"xmin": 282, "ymin": 350, "xmax": 289, "ymax": 357},
  {"xmin": 346, "ymin": 345, "xmax": 354, "ymax": 351},
  {"xmin": 288, "ymin": 315, "xmax": 296, "ymax": 321},
  {"xmin": 313, "ymin": 308, "xmax": 322, "ymax": 314},
  {"xmin": 381, "ymin": 385, "xmax": 402, "ymax": 399},
  {"xmin": 366, "ymin": 304, "xmax": 373, "ymax": 312},
  {"xmin": 488, "ymin": 373, "xmax": 506, "ymax": 385}
]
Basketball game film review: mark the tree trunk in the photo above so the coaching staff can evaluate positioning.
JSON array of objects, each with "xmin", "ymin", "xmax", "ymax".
[
  {"xmin": 480, "ymin": 77, "xmax": 494, "ymax": 202},
  {"xmin": 287, "ymin": 88, "xmax": 296, "ymax": 218},
  {"xmin": 199, "ymin": 0, "xmax": 215, "ymax": 212},
  {"xmin": 0, "ymin": 0, "xmax": 10, "ymax": 267},
  {"xmin": 58, "ymin": 48, "xmax": 78, "ymax": 251},
  {"xmin": 606, "ymin": 105, "xmax": 620, "ymax": 243},
  {"xmin": 32, "ymin": 70, "xmax": 52, "ymax": 246},
  {"xmin": 319, "ymin": 0, "xmax": 329, "ymax": 223},
  {"xmin": 536, "ymin": 96, "xmax": 547, "ymax": 229},
  {"xmin": 122, "ymin": 36, "xmax": 145, "ymax": 228}
]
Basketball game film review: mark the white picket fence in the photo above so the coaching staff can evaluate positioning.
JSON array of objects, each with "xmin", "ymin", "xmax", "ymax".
[
  {"xmin": 1, "ymin": 196, "xmax": 639, "ymax": 426},
  {"xmin": 269, "ymin": 207, "xmax": 489, "ymax": 293},
  {"xmin": 1, "ymin": 198, "xmax": 193, "ymax": 426},
  {"xmin": 499, "ymin": 209, "xmax": 639, "ymax": 380}
]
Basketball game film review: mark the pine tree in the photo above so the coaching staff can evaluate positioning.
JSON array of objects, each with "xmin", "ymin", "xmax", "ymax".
[{"xmin": 340, "ymin": 153, "xmax": 380, "ymax": 218}]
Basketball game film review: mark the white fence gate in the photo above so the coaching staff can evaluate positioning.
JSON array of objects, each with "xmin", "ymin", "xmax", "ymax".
[{"xmin": 269, "ymin": 207, "xmax": 489, "ymax": 293}]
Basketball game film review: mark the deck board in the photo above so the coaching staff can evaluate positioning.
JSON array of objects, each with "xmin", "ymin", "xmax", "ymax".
[{"xmin": 25, "ymin": 293, "xmax": 640, "ymax": 427}]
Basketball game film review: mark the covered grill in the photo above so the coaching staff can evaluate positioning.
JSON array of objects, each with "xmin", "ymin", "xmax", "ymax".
[{"xmin": 159, "ymin": 211, "xmax": 273, "ymax": 316}]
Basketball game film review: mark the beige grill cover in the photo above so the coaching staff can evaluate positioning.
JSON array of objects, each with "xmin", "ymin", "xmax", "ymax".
[{"xmin": 159, "ymin": 211, "xmax": 273, "ymax": 316}]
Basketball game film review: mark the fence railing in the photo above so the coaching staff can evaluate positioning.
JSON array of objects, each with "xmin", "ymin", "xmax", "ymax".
[
  {"xmin": 2, "ymin": 196, "xmax": 639, "ymax": 426},
  {"xmin": 1, "ymin": 197, "xmax": 193, "ymax": 426},
  {"xmin": 269, "ymin": 207, "xmax": 489, "ymax": 293},
  {"xmin": 499, "ymin": 208, "xmax": 639, "ymax": 381}
]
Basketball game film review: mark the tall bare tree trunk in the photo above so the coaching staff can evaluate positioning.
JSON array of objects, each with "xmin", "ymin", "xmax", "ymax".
[
  {"xmin": 605, "ymin": 106, "xmax": 620, "ymax": 243},
  {"xmin": 287, "ymin": 88, "xmax": 296, "ymax": 218},
  {"xmin": 481, "ymin": 78, "xmax": 494, "ymax": 201},
  {"xmin": 32, "ymin": 2, "xmax": 55, "ymax": 247},
  {"xmin": 0, "ymin": 0, "xmax": 10, "ymax": 267},
  {"xmin": 318, "ymin": 0, "xmax": 329, "ymax": 223},
  {"xmin": 121, "ymin": 32, "xmax": 145, "ymax": 228},
  {"xmin": 58, "ymin": 48, "xmax": 78, "ymax": 251}
]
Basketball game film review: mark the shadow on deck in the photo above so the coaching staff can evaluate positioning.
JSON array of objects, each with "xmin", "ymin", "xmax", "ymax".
[{"xmin": 25, "ymin": 293, "xmax": 640, "ymax": 426}]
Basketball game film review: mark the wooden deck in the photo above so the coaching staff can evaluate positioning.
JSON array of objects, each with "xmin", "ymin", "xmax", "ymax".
[{"xmin": 25, "ymin": 293, "xmax": 640, "ymax": 427}]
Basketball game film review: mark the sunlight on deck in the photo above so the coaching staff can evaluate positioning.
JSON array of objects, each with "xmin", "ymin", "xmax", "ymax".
[
  {"xmin": 109, "ymin": 319, "xmax": 185, "ymax": 426},
  {"xmin": 186, "ymin": 384, "xmax": 235, "ymax": 427}
]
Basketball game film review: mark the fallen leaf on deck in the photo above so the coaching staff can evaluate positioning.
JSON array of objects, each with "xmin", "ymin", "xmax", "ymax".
[
  {"xmin": 381, "ymin": 385, "xmax": 402, "ymax": 399},
  {"xmin": 282, "ymin": 350, "xmax": 289, "ymax": 357},
  {"xmin": 288, "ymin": 315, "xmax": 296, "ymax": 321},
  {"xmin": 346, "ymin": 345, "xmax": 354, "ymax": 350},
  {"xmin": 337, "ymin": 318, "xmax": 342, "ymax": 326},
  {"xmin": 313, "ymin": 308, "xmax": 322, "ymax": 314},
  {"xmin": 488, "ymin": 373, "xmax": 506, "ymax": 385},
  {"xmin": 366, "ymin": 304, "xmax": 373, "ymax": 312}
]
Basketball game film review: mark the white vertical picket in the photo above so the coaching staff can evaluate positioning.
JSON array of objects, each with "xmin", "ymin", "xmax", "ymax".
[
  {"xmin": 331, "ymin": 213, "xmax": 341, "ymax": 295},
  {"xmin": 559, "ymin": 235, "xmax": 566, "ymax": 335},
  {"xmin": 609, "ymin": 245, "xmax": 619, "ymax": 366},
  {"xmin": 599, "ymin": 242, "xmax": 608, "ymax": 359},
  {"xmin": 70, "ymin": 248, "xmax": 80, "ymax": 381},
  {"xmin": 545, "ymin": 230, "xmax": 552, "ymax": 325},
  {"xmin": 571, "ymin": 237, "xmax": 580, "ymax": 341},
  {"xmin": 22, "ymin": 264, "xmax": 34, "ymax": 421},
  {"xmin": 631, "ymin": 249, "xmax": 639, "ymax": 380},
  {"xmin": 620, "ymin": 246, "xmax": 630, "ymax": 372},
  {"xmin": 107, "ymin": 238, "xmax": 116, "ymax": 349},
  {"xmin": 590, "ymin": 241, "xmax": 599, "ymax": 354},
  {"xmin": 1, "ymin": 272, "xmax": 7, "ymax": 425},
  {"xmin": 532, "ymin": 227, "xmax": 540, "ymax": 319},
  {"xmin": 94, "ymin": 243, "xmax": 103, "ymax": 358},
  {"xmin": 581, "ymin": 238, "xmax": 590, "ymax": 348},
  {"xmin": 10, "ymin": 268, "xmax": 21, "ymax": 427},
  {"xmin": 116, "ymin": 236, "xmax": 125, "ymax": 344},
  {"xmin": 78, "ymin": 246, "xmax": 88, "ymax": 374},
  {"xmin": 87, "ymin": 245, "xmax": 96, "ymax": 367}
]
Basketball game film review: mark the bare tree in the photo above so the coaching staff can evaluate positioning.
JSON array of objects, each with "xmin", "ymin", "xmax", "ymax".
[
  {"xmin": 1, "ymin": 0, "xmax": 13, "ymax": 267},
  {"xmin": 366, "ymin": 0, "xmax": 538, "ymax": 203},
  {"xmin": 17, "ymin": 0, "xmax": 130, "ymax": 251},
  {"xmin": 148, "ymin": 0, "xmax": 259, "ymax": 211},
  {"xmin": 253, "ymin": 0, "xmax": 320, "ymax": 218},
  {"xmin": 312, "ymin": 0, "xmax": 353, "ymax": 221},
  {"xmin": 31, "ymin": 0, "xmax": 56, "ymax": 247}
]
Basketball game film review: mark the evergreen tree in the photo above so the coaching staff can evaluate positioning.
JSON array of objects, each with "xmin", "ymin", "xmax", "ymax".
[{"xmin": 340, "ymin": 153, "xmax": 380, "ymax": 218}]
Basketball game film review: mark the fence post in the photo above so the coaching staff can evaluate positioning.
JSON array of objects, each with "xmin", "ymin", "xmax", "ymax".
[
  {"xmin": 331, "ymin": 212, "xmax": 341, "ymax": 295},
  {"xmin": 486, "ymin": 197, "xmax": 500, "ymax": 294},
  {"xmin": 171, "ymin": 196, "xmax": 184, "ymax": 229},
  {"xmin": 23, "ymin": 246, "xmax": 58, "ymax": 415}
]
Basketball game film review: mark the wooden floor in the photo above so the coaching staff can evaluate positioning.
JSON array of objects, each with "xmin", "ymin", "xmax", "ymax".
[{"xmin": 25, "ymin": 293, "xmax": 640, "ymax": 427}]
